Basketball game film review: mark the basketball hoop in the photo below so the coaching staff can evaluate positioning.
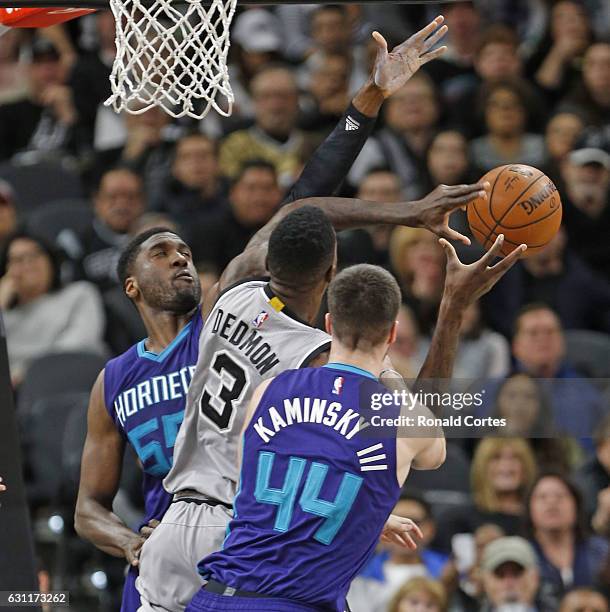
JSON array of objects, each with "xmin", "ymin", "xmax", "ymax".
[
  {"xmin": 0, "ymin": 0, "xmax": 459, "ymax": 120},
  {"xmin": 106, "ymin": 0, "xmax": 237, "ymax": 119}
]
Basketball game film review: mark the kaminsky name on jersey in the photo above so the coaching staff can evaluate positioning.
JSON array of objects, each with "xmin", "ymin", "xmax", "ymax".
[{"xmin": 252, "ymin": 393, "xmax": 369, "ymax": 443}]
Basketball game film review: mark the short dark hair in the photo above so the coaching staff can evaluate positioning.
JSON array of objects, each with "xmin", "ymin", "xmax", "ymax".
[
  {"xmin": 475, "ymin": 24, "xmax": 519, "ymax": 57},
  {"xmin": 399, "ymin": 489, "xmax": 432, "ymax": 520},
  {"xmin": 327, "ymin": 264, "xmax": 401, "ymax": 350},
  {"xmin": 233, "ymin": 159, "xmax": 277, "ymax": 186},
  {"xmin": 266, "ymin": 205, "xmax": 336, "ymax": 285},
  {"xmin": 117, "ymin": 227, "xmax": 179, "ymax": 288},
  {"xmin": 525, "ymin": 471, "xmax": 588, "ymax": 541},
  {"xmin": 0, "ymin": 229, "xmax": 62, "ymax": 293},
  {"xmin": 512, "ymin": 302, "xmax": 561, "ymax": 337},
  {"xmin": 312, "ymin": 4, "xmax": 348, "ymax": 19}
]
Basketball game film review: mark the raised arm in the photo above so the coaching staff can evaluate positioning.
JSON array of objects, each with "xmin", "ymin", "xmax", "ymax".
[
  {"xmin": 74, "ymin": 372, "xmax": 144, "ymax": 566},
  {"xmin": 284, "ymin": 16, "xmax": 448, "ymax": 204},
  {"xmin": 393, "ymin": 236, "xmax": 527, "ymax": 475}
]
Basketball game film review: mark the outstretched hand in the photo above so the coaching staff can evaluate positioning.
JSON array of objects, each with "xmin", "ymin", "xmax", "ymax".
[
  {"xmin": 373, "ymin": 15, "xmax": 448, "ymax": 98},
  {"xmin": 413, "ymin": 182, "xmax": 490, "ymax": 245},
  {"xmin": 440, "ymin": 234, "xmax": 527, "ymax": 307},
  {"xmin": 380, "ymin": 514, "xmax": 424, "ymax": 549},
  {"xmin": 0, "ymin": 476, "xmax": 5, "ymax": 492}
]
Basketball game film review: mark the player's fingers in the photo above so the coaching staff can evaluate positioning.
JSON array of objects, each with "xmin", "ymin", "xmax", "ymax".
[
  {"xmin": 446, "ymin": 181, "xmax": 490, "ymax": 196},
  {"xmin": 439, "ymin": 238, "xmax": 460, "ymax": 264},
  {"xmin": 422, "ymin": 24, "xmax": 448, "ymax": 52},
  {"xmin": 478, "ymin": 234, "xmax": 505, "ymax": 266},
  {"xmin": 148, "ymin": 519, "xmax": 160, "ymax": 528},
  {"xmin": 489, "ymin": 243, "xmax": 527, "ymax": 276},
  {"xmin": 420, "ymin": 46, "xmax": 448, "ymax": 64},
  {"xmin": 438, "ymin": 225, "xmax": 471, "ymax": 246},
  {"xmin": 405, "ymin": 520, "xmax": 424, "ymax": 540},
  {"xmin": 399, "ymin": 532, "xmax": 418, "ymax": 550},
  {"xmin": 412, "ymin": 15, "xmax": 444, "ymax": 43},
  {"xmin": 140, "ymin": 526, "xmax": 154, "ymax": 538},
  {"xmin": 372, "ymin": 31, "xmax": 388, "ymax": 53}
]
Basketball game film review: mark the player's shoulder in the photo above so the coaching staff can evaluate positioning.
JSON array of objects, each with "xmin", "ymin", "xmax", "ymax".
[{"xmin": 215, "ymin": 276, "xmax": 270, "ymax": 304}]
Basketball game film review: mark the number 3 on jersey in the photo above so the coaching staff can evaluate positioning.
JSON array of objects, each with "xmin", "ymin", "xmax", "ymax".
[{"xmin": 199, "ymin": 351, "xmax": 249, "ymax": 431}]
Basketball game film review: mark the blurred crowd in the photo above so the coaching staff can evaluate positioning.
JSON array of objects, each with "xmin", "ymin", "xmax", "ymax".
[{"xmin": 0, "ymin": 1, "xmax": 609, "ymax": 610}]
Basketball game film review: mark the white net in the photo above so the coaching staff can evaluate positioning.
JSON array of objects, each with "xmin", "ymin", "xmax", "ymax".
[{"xmin": 105, "ymin": 0, "xmax": 237, "ymax": 119}]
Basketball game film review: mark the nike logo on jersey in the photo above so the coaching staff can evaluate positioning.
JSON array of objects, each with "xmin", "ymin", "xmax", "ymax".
[{"xmin": 345, "ymin": 115, "xmax": 360, "ymax": 131}]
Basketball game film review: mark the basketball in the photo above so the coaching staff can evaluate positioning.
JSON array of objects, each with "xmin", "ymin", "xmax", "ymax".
[{"xmin": 467, "ymin": 164, "xmax": 562, "ymax": 257}]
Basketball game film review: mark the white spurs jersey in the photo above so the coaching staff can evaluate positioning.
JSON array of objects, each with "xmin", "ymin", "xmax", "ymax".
[{"xmin": 164, "ymin": 279, "xmax": 331, "ymax": 504}]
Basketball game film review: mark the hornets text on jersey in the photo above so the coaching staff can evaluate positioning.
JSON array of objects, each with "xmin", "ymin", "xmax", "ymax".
[
  {"xmin": 197, "ymin": 364, "xmax": 402, "ymax": 612},
  {"xmin": 104, "ymin": 307, "xmax": 203, "ymax": 524}
]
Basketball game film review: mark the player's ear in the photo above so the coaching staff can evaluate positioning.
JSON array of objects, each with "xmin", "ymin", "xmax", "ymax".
[
  {"xmin": 124, "ymin": 276, "xmax": 139, "ymax": 300},
  {"xmin": 388, "ymin": 320, "xmax": 398, "ymax": 346},
  {"xmin": 324, "ymin": 312, "xmax": 332, "ymax": 335}
]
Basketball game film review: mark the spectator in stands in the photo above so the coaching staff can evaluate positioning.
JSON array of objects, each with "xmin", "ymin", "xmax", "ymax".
[
  {"xmin": 449, "ymin": 25, "xmax": 528, "ymax": 137},
  {"xmin": 530, "ymin": 0, "xmax": 592, "ymax": 100},
  {"xmin": 576, "ymin": 413, "xmax": 610, "ymax": 533},
  {"xmin": 559, "ymin": 588, "xmax": 609, "ymax": 612},
  {"xmin": 470, "ymin": 78, "xmax": 547, "ymax": 173},
  {"xmin": 483, "ymin": 228, "xmax": 610, "ymax": 335},
  {"xmin": 561, "ymin": 42, "xmax": 610, "ymax": 128},
  {"xmin": 389, "ymin": 227, "xmax": 444, "ymax": 335},
  {"xmin": 349, "ymin": 74, "xmax": 441, "ymax": 198},
  {"xmin": 544, "ymin": 111, "xmax": 585, "ymax": 183},
  {"xmin": 229, "ymin": 9, "xmax": 284, "ymax": 121},
  {"xmin": 300, "ymin": 52, "xmax": 351, "ymax": 135},
  {"xmin": 0, "ymin": 36, "xmax": 79, "ymax": 162},
  {"xmin": 337, "ymin": 167, "xmax": 403, "ymax": 268},
  {"xmin": 490, "ymin": 372, "xmax": 581, "ymax": 472},
  {"xmin": 150, "ymin": 133, "xmax": 228, "ymax": 241},
  {"xmin": 388, "ymin": 576, "xmax": 447, "ymax": 612},
  {"xmin": 0, "ymin": 28, "xmax": 27, "ymax": 103},
  {"xmin": 0, "ymin": 231, "xmax": 105, "ymax": 385},
  {"xmin": 560, "ymin": 147, "xmax": 610, "ymax": 282},
  {"xmin": 526, "ymin": 472, "xmax": 609, "ymax": 606},
  {"xmin": 298, "ymin": 4, "xmax": 367, "ymax": 94},
  {"xmin": 511, "ymin": 303, "xmax": 605, "ymax": 442},
  {"xmin": 61, "ymin": 167, "xmax": 144, "ymax": 292},
  {"xmin": 349, "ymin": 492, "xmax": 449, "ymax": 612},
  {"xmin": 479, "ymin": 536, "xmax": 541, "ymax": 612},
  {"xmin": 0, "ymin": 180, "xmax": 18, "ymax": 251},
  {"xmin": 441, "ymin": 523, "xmax": 505, "ymax": 612},
  {"xmin": 435, "ymin": 438, "xmax": 536, "ymax": 552},
  {"xmin": 68, "ymin": 11, "xmax": 115, "ymax": 148},
  {"xmin": 452, "ymin": 300, "xmax": 510, "ymax": 381},
  {"xmin": 424, "ymin": 0, "xmax": 480, "ymax": 102},
  {"xmin": 219, "ymin": 66, "xmax": 306, "ymax": 187},
  {"xmin": 192, "ymin": 159, "xmax": 282, "ymax": 271},
  {"xmin": 90, "ymin": 104, "xmax": 174, "ymax": 196},
  {"xmin": 387, "ymin": 304, "xmax": 425, "ymax": 379}
]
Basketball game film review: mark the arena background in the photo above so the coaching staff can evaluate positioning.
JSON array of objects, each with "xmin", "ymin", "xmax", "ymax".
[{"xmin": 0, "ymin": 1, "xmax": 609, "ymax": 610}]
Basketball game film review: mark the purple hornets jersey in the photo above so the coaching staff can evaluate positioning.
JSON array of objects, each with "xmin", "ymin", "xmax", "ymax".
[
  {"xmin": 198, "ymin": 364, "xmax": 402, "ymax": 612},
  {"xmin": 103, "ymin": 307, "xmax": 203, "ymax": 526}
]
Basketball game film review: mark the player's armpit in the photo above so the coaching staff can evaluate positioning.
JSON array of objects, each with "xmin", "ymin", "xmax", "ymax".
[
  {"xmin": 75, "ymin": 371, "xmax": 143, "ymax": 563},
  {"xmin": 303, "ymin": 349, "xmax": 330, "ymax": 369},
  {"xmin": 237, "ymin": 378, "xmax": 275, "ymax": 472}
]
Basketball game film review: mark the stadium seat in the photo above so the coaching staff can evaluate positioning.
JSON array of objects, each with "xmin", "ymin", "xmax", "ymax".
[
  {"xmin": 25, "ymin": 199, "xmax": 93, "ymax": 244},
  {"xmin": 102, "ymin": 287, "xmax": 147, "ymax": 355},
  {"xmin": 0, "ymin": 160, "xmax": 83, "ymax": 215},
  {"xmin": 21, "ymin": 392, "xmax": 90, "ymax": 508},
  {"xmin": 564, "ymin": 329, "xmax": 610, "ymax": 381},
  {"xmin": 402, "ymin": 442, "xmax": 472, "ymax": 518},
  {"xmin": 18, "ymin": 351, "xmax": 106, "ymax": 417}
]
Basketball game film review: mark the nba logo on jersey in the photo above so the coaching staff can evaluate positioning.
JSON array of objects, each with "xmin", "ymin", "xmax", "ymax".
[
  {"xmin": 252, "ymin": 311, "xmax": 269, "ymax": 328},
  {"xmin": 332, "ymin": 376, "xmax": 344, "ymax": 395}
]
